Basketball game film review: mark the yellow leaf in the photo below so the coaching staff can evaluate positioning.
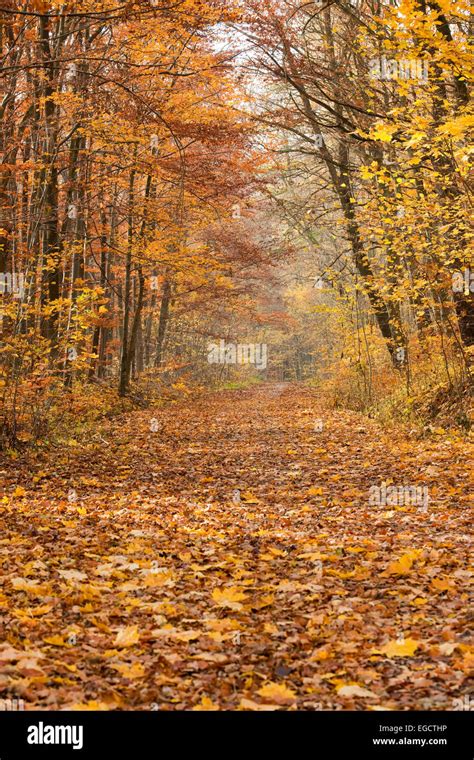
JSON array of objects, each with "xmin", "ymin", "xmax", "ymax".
[
  {"xmin": 372, "ymin": 123, "xmax": 397, "ymax": 143},
  {"xmin": 192, "ymin": 696, "xmax": 219, "ymax": 711},
  {"xmin": 257, "ymin": 682, "xmax": 296, "ymax": 705},
  {"xmin": 70, "ymin": 700, "xmax": 112, "ymax": 711},
  {"xmin": 310, "ymin": 648, "xmax": 330, "ymax": 662},
  {"xmin": 211, "ymin": 587, "xmax": 246, "ymax": 610},
  {"xmin": 431, "ymin": 578, "xmax": 455, "ymax": 592},
  {"xmin": 43, "ymin": 635, "xmax": 68, "ymax": 647},
  {"xmin": 385, "ymin": 550, "xmax": 421, "ymax": 575},
  {"xmin": 33, "ymin": 604, "xmax": 53, "ymax": 616},
  {"xmin": 411, "ymin": 597, "xmax": 427, "ymax": 606},
  {"xmin": 264, "ymin": 622, "xmax": 279, "ymax": 634},
  {"xmin": 241, "ymin": 491, "xmax": 260, "ymax": 504},
  {"xmin": 111, "ymin": 662, "xmax": 145, "ymax": 679},
  {"xmin": 11, "ymin": 578, "xmax": 48, "ymax": 596},
  {"xmin": 373, "ymin": 638, "xmax": 420, "ymax": 658},
  {"xmin": 90, "ymin": 618, "xmax": 111, "ymax": 633},
  {"xmin": 253, "ymin": 594, "xmax": 274, "ymax": 609},
  {"xmin": 360, "ymin": 165, "xmax": 374, "ymax": 180},
  {"xmin": 114, "ymin": 625, "xmax": 140, "ymax": 648},
  {"xmin": 143, "ymin": 570, "xmax": 174, "ymax": 587},
  {"xmin": 327, "ymin": 569, "xmax": 355, "ymax": 579}
]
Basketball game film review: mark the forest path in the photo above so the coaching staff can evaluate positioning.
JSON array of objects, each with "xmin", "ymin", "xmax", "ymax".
[{"xmin": 0, "ymin": 384, "xmax": 470, "ymax": 709}]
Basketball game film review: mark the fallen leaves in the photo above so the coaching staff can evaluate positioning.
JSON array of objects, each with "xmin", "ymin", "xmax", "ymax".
[
  {"xmin": 384, "ymin": 550, "xmax": 423, "ymax": 575},
  {"xmin": 111, "ymin": 662, "xmax": 145, "ymax": 679},
  {"xmin": 0, "ymin": 385, "xmax": 470, "ymax": 710},
  {"xmin": 374, "ymin": 638, "xmax": 420, "ymax": 658},
  {"xmin": 211, "ymin": 587, "xmax": 247, "ymax": 611},
  {"xmin": 337, "ymin": 684, "xmax": 378, "ymax": 699},
  {"xmin": 0, "ymin": 644, "xmax": 45, "ymax": 663},
  {"xmin": 431, "ymin": 577, "xmax": 456, "ymax": 592},
  {"xmin": 193, "ymin": 696, "xmax": 219, "ymax": 710},
  {"xmin": 114, "ymin": 626, "xmax": 140, "ymax": 648},
  {"xmin": 257, "ymin": 682, "xmax": 296, "ymax": 705},
  {"xmin": 142, "ymin": 570, "xmax": 175, "ymax": 587},
  {"xmin": 239, "ymin": 698, "xmax": 281, "ymax": 711},
  {"xmin": 58, "ymin": 569, "xmax": 88, "ymax": 582},
  {"xmin": 43, "ymin": 635, "xmax": 70, "ymax": 647}
]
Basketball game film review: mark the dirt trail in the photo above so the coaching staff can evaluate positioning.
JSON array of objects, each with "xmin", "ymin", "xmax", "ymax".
[{"xmin": 0, "ymin": 384, "xmax": 471, "ymax": 709}]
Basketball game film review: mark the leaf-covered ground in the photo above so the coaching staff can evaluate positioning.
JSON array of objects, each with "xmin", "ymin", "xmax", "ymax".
[{"xmin": 0, "ymin": 384, "xmax": 471, "ymax": 710}]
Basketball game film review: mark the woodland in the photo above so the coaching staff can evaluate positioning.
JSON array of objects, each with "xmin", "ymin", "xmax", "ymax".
[{"xmin": 0, "ymin": 0, "xmax": 472, "ymax": 711}]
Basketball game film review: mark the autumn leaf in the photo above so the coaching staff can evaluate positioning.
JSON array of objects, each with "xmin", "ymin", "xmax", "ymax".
[
  {"xmin": 240, "ymin": 491, "xmax": 260, "ymax": 504},
  {"xmin": 211, "ymin": 587, "xmax": 247, "ymax": 610},
  {"xmin": 307, "ymin": 486, "xmax": 324, "ymax": 496},
  {"xmin": 193, "ymin": 696, "xmax": 220, "ymax": 711},
  {"xmin": 385, "ymin": 550, "xmax": 422, "ymax": 575},
  {"xmin": 371, "ymin": 123, "xmax": 397, "ymax": 143},
  {"xmin": 431, "ymin": 578, "xmax": 455, "ymax": 592},
  {"xmin": 114, "ymin": 626, "xmax": 140, "ymax": 648},
  {"xmin": 337, "ymin": 684, "xmax": 378, "ymax": 698},
  {"xmin": 239, "ymin": 698, "xmax": 281, "ymax": 711},
  {"xmin": 70, "ymin": 701, "xmax": 114, "ymax": 711},
  {"xmin": 0, "ymin": 645, "xmax": 45, "ymax": 663},
  {"xmin": 11, "ymin": 578, "xmax": 48, "ymax": 596},
  {"xmin": 43, "ymin": 635, "xmax": 69, "ymax": 647},
  {"xmin": 257, "ymin": 682, "xmax": 296, "ymax": 705},
  {"xmin": 142, "ymin": 570, "xmax": 175, "ymax": 587},
  {"xmin": 111, "ymin": 662, "xmax": 145, "ymax": 679},
  {"xmin": 58, "ymin": 569, "xmax": 88, "ymax": 582},
  {"xmin": 373, "ymin": 638, "xmax": 420, "ymax": 658},
  {"xmin": 310, "ymin": 648, "xmax": 330, "ymax": 662}
]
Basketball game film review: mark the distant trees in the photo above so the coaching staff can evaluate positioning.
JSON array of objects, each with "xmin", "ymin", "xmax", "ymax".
[
  {"xmin": 242, "ymin": 0, "xmax": 472, "ymax": 385},
  {"xmin": 0, "ymin": 0, "xmax": 268, "ymax": 441}
]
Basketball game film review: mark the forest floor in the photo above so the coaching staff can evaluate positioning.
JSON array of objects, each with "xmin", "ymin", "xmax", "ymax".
[{"xmin": 0, "ymin": 384, "xmax": 471, "ymax": 710}]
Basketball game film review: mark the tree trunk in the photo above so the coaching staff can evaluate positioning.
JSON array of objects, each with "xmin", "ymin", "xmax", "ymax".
[{"xmin": 155, "ymin": 279, "xmax": 171, "ymax": 368}]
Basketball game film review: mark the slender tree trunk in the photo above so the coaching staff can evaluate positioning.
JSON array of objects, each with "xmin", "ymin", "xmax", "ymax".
[
  {"xmin": 119, "ymin": 167, "xmax": 136, "ymax": 396},
  {"xmin": 155, "ymin": 279, "xmax": 171, "ymax": 368}
]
